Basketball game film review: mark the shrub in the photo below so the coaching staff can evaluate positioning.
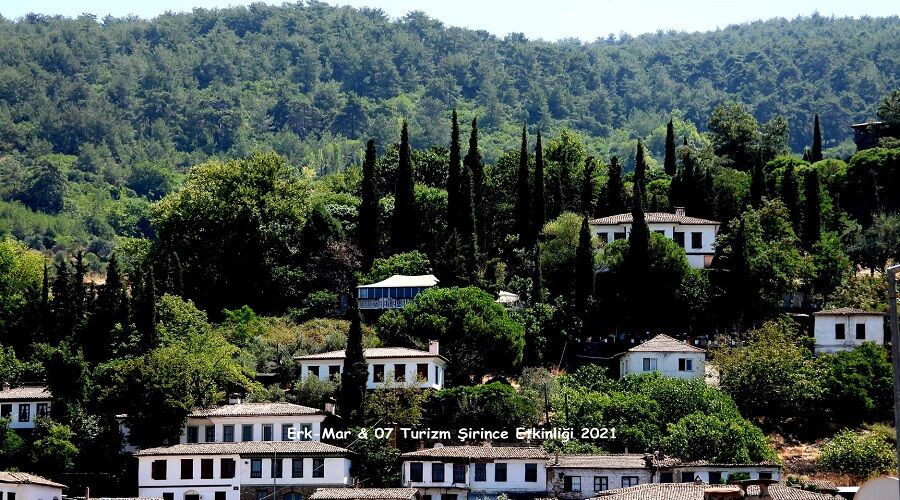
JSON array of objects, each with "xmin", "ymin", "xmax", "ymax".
[{"xmin": 819, "ymin": 429, "xmax": 897, "ymax": 479}]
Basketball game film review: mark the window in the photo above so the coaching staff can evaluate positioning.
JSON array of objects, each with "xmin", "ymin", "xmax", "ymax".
[
  {"xmin": 410, "ymin": 462, "xmax": 423, "ymax": 482},
  {"xmin": 835, "ymin": 323, "xmax": 846, "ymax": 340},
  {"xmin": 856, "ymin": 323, "xmax": 866, "ymax": 340},
  {"xmin": 431, "ymin": 463, "xmax": 445, "ymax": 482},
  {"xmin": 495, "ymin": 463, "xmax": 507, "ymax": 482},
  {"xmin": 642, "ymin": 358, "xmax": 657, "ymax": 371},
  {"xmin": 312, "ymin": 458, "xmax": 324, "ymax": 478},
  {"xmin": 262, "ymin": 424, "xmax": 274, "ymax": 441},
  {"xmin": 691, "ymin": 232, "xmax": 703, "ymax": 249},
  {"xmin": 424, "ymin": 495, "xmax": 431, "ymax": 500},
  {"xmin": 151, "ymin": 460, "xmax": 167, "ymax": 480},
  {"xmin": 759, "ymin": 472, "xmax": 773, "ymax": 480},
  {"xmin": 36, "ymin": 403, "xmax": 48, "ymax": 417},
  {"xmin": 223, "ymin": 425, "xmax": 235, "ymax": 442},
  {"xmin": 282, "ymin": 424, "xmax": 293, "ymax": 441},
  {"xmin": 329, "ymin": 365, "xmax": 341, "ymax": 379},
  {"xmin": 180, "ymin": 459, "xmax": 193, "ymax": 479},
  {"xmin": 201, "ymin": 459, "xmax": 213, "ymax": 479},
  {"xmin": 655, "ymin": 230, "xmax": 665, "ymax": 235},
  {"xmin": 525, "ymin": 463, "xmax": 537, "ymax": 482},
  {"xmin": 215, "ymin": 492, "xmax": 226, "ymax": 500},
  {"xmin": 563, "ymin": 476, "xmax": 581, "ymax": 492},
  {"xmin": 204, "ymin": 425, "xmax": 215, "ymax": 442},
  {"xmin": 680, "ymin": 472, "xmax": 694, "ymax": 482},
  {"xmin": 394, "ymin": 364, "xmax": 406, "ymax": 382},
  {"xmin": 17, "ymin": 404, "xmax": 29, "ymax": 422},
  {"xmin": 622, "ymin": 476, "xmax": 639, "ymax": 487},
  {"xmin": 292, "ymin": 458, "xmax": 303, "ymax": 478},
  {"xmin": 283, "ymin": 494, "xmax": 302, "ymax": 500},
  {"xmin": 417, "ymin": 364, "xmax": 429, "ymax": 381},
  {"xmin": 474, "ymin": 463, "xmax": 486, "ymax": 482},
  {"xmin": 186, "ymin": 426, "xmax": 199, "ymax": 443},
  {"xmin": 659, "ymin": 472, "xmax": 673, "ymax": 483},
  {"xmin": 0, "ymin": 403, "xmax": 11, "ymax": 418},
  {"xmin": 598, "ymin": 232, "xmax": 609, "ymax": 244},
  {"xmin": 678, "ymin": 358, "xmax": 693, "ymax": 371},
  {"xmin": 250, "ymin": 459, "xmax": 263, "ymax": 478},
  {"xmin": 373, "ymin": 364, "xmax": 385, "ymax": 382},
  {"xmin": 308, "ymin": 366, "xmax": 320, "ymax": 378},
  {"xmin": 162, "ymin": 493, "xmax": 173, "ymax": 500},
  {"xmin": 614, "ymin": 232, "xmax": 626, "ymax": 240},
  {"xmin": 298, "ymin": 423, "xmax": 312, "ymax": 441},
  {"xmin": 440, "ymin": 495, "xmax": 456, "ymax": 500},
  {"xmin": 242, "ymin": 424, "xmax": 254, "ymax": 441},
  {"xmin": 185, "ymin": 494, "xmax": 200, "ymax": 500},
  {"xmin": 221, "ymin": 459, "xmax": 236, "ymax": 479},
  {"xmin": 6, "ymin": 494, "xmax": 13, "ymax": 500},
  {"xmin": 709, "ymin": 471, "xmax": 722, "ymax": 484},
  {"xmin": 594, "ymin": 476, "xmax": 608, "ymax": 491},
  {"xmin": 673, "ymin": 232, "xmax": 685, "ymax": 248},
  {"xmin": 271, "ymin": 458, "xmax": 283, "ymax": 479},
  {"xmin": 453, "ymin": 464, "xmax": 466, "ymax": 484},
  {"xmin": 256, "ymin": 490, "xmax": 267, "ymax": 500}
]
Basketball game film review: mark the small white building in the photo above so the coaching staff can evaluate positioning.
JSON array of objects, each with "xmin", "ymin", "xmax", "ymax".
[
  {"xmin": 399, "ymin": 446, "xmax": 548, "ymax": 500},
  {"xmin": 589, "ymin": 208, "xmax": 719, "ymax": 268},
  {"xmin": 179, "ymin": 402, "xmax": 328, "ymax": 444},
  {"xmin": 618, "ymin": 335, "xmax": 706, "ymax": 380},
  {"xmin": 357, "ymin": 275, "xmax": 439, "ymax": 310},
  {"xmin": 294, "ymin": 345, "xmax": 447, "ymax": 390},
  {"xmin": 648, "ymin": 455, "xmax": 781, "ymax": 484},
  {"xmin": 0, "ymin": 471, "xmax": 66, "ymax": 500},
  {"xmin": 547, "ymin": 454, "xmax": 651, "ymax": 498},
  {"xmin": 135, "ymin": 441, "xmax": 353, "ymax": 500},
  {"xmin": 0, "ymin": 385, "xmax": 51, "ymax": 430},
  {"xmin": 812, "ymin": 308, "xmax": 885, "ymax": 355}
]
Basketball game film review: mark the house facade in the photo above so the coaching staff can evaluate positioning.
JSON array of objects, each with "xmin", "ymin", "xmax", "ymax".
[
  {"xmin": 649, "ymin": 456, "xmax": 781, "ymax": 484},
  {"xmin": 546, "ymin": 454, "xmax": 651, "ymax": 499},
  {"xmin": 294, "ymin": 345, "xmax": 447, "ymax": 390},
  {"xmin": 0, "ymin": 471, "xmax": 66, "ymax": 500},
  {"xmin": 399, "ymin": 446, "xmax": 549, "ymax": 500},
  {"xmin": 135, "ymin": 442, "xmax": 352, "ymax": 500},
  {"xmin": 179, "ymin": 403, "xmax": 328, "ymax": 444},
  {"xmin": 812, "ymin": 308, "xmax": 885, "ymax": 354},
  {"xmin": 589, "ymin": 208, "xmax": 719, "ymax": 269},
  {"xmin": 357, "ymin": 275, "xmax": 439, "ymax": 310},
  {"xmin": 618, "ymin": 335, "xmax": 706, "ymax": 380},
  {"xmin": 0, "ymin": 385, "xmax": 52, "ymax": 430}
]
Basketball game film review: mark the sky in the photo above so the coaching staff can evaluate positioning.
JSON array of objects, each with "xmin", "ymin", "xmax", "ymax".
[{"xmin": 2, "ymin": 0, "xmax": 898, "ymax": 41}]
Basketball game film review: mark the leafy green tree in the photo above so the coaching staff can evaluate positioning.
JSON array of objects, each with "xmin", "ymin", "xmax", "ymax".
[
  {"xmin": 539, "ymin": 212, "xmax": 583, "ymax": 298},
  {"xmin": 757, "ymin": 116, "xmax": 790, "ymax": 163},
  {"xmin": 708, "ymin": 101, "xmax": 758, "ymax": 170},
  {"xmin": 30, "ymin": 418, "xmax": 79, "ymax": 474},
  {"xmin": 750, "ymin": 156, "xmax": 766, "ymax": 208},
  {"xmin": 391, "ymin": 122, "xmax": 416, "ymax": 254},
  {"xmin": 662, "ymin": 411, "xmax": 777, "ymax": 464},
  {"xmin": 360, "ymin": 251, "xmax": 431, "ymax": 284},
  {"xmin": 876, "ymin": 90, "xmax": 900, "ymax": 126},
  {"xmin": 35, "ymin": 342, "xmax": 91, "ymax": 426},
  {"xmin": 664, "ymin": 119, "xmax": 677, "ymax": 176},
  {"xmin": 849, "ymin": 213, "xmax": 900, "ymax": 271},
  {"xmin": 427, "ymin": 383, "xmax": 539, "ymax": 434},
  {"xmin": 819, "ymin": 343, "xmax": 893, "ymax": 428},
  {"xmin": 819, "ymin": 429, "xmax": 897, "ymax": 480},
  {"xmin": 811, "ymin": 114, "xmax": 823, "ymax": 162},
  {"xmin": 0, "ymin": 238, "xmax": 44, "ymax": 350},
  {"xmin": 20, "ymin": 159, "xmax": 66, "ymax": 214},
  {"xmin": 339, "ymin": 295, "xmax": 367, "ymax": 427},
  {"xmin": 811, "ymin": 232, "xmax": 851, "ymax": 301},
  {"xmin": 358, "ymin": 139, "xmax": 379, "ymax": 270},
  {"xmin": 516, "ymin": 125, "xmax": 531, "ymax": 247},
  {"xmin": 0, "ymin": 418, "xmax": 24, "ymax": 469},
  {"xmin": 347, "ymin": 433, "xmax": 401, "ymax": 486}
]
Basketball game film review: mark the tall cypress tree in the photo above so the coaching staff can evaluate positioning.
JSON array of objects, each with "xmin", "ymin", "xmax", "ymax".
[
  {"xmin": 811, "ymin": 114, "xmax": 823, "ymax": 163},
  {"xmin": 633, "ymin": 140, "xmax": 648, "ymax": 206},
  {"xmin": 447, "ymin": 110, "xmax": 462, "ymax": 235},
  {"xmin": 464, "ymin": 117, "xmax": 485, "ymax": 251},
  {"xmin": 358, "ymin": 139, "xmax": 379, "ymax": 270},
  {"xmin": 92, "ymin": 253, "xmax": 124, "ymax": 361},
  {"xmin": 531, "ymin": 131, "xmax": 546, "ymax": 243},
  {"xmin": 391, "ymin": 121, "xmax": 416, "ymax": 253},
  {"xmin": 459, "ymin": 160, "xmax": 478, "ymax": 282},
  {"xmin": 531, "ymin": 244, "xmax": 543, "ymax": 304},
  {"xmin": 574, "ymin": 216, "xmax": 594, "ymax": 314},
  {"xmin": 580, "ymin": 156, "xmax": 595, "ymax": 215},
  {"xmin": 515, "ymin": 125, "xmax": 531, "ymax": 247},
  {"xmin": 664, "ymin": 120, "xmax": 677, "ymax": 176},
  {"xmin": 597, "ymin": 156, "xmax": 627, "ymax": 217},
  {"xmin": 802, "ymin": 169, "xmax": 822, "ymax": 250},
  {"xmin": 750, "ymin": 154, "xmax": 766, "ymax": 209},
  {"xmin": 626, "ymin": 179, "xmax": 650, "ymax": 333},
  {"xmin": 339, "ymin": 293, "xmax": 367, "ymax": 427},
  {"xmin": 781, "ymin": 160, "xmax": 800, "ymax": 232}
]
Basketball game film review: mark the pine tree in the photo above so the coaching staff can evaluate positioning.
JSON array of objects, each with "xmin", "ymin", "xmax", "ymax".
[
  {"xmin": 459, "ymin": 160, "xmax": 478, "ymax": 283},
  {"xmin": 339, "ymin": 293, "xmax": 368, "ymax": 427},
  {"xmin": 531, "ymin": 131, "xmax": 546, "ymax": 243},
  {"xmin": 391, "ymin": 121, "xmax": 416, "ymax": 253},
  {"xmin": 580, "ymin": 156, "xmax": 595, "ymax": 215},
  {"xmin": 811, "ymin": 114, "xmax": 823, "ymax": 162},
  {"xmin": 802, "ymin": 169, "xmax": 822, "ymax": 250},
  {"xmin": 515, "ymin": 125, "xmax": 531, "ymax": 247},
  {"xmin": 464, "ymin": 117, "xmax": 485, "ymax": 251},
  {"xmin": 781, "ymin": 160, "xmax": 800, "ymax": 232},
  {"xmin": 750, "ymin": 154, "xmax": 766, "ymax": 209},
  {"xmin": 447, "ymin": 110, "xmax": 462, "ymax": 235},
  {"xmin": 358, "ymin": 139, "xmax": 379, "ymax": 270},
  {"xmin": 664, "ymin": 119, "xmax": 677, "ymax": 176},
  {"xmin": 574, "ymin": 216, "xmax": 594, "ymax": 313},
  {"xmin": 633, "ymin": 140, "xmax": 648, "ymax": 206}
]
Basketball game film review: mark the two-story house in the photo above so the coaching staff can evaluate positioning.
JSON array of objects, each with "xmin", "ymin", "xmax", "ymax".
[
  {"xmin": 590, "ymin": 208, "xmax": 719, "ymax": 268},
  {"xmin": 357, "ymin": 275, "xmax": 439, "ymax": 311},
  {"xmin": 546, "ymin": 454, "xmax": 651, "ymax": 498},
  {"xmin": 618, "ymin": 335, "xmax": 706, "ymax": 380},
  {"xmin": 812, "ymin": 308, "xmax": 885, "ymax": 355},
  {"xmin": 180, "ymin": 403, "xmax": 328, "ymax": 444},
  {"xmin": 294, "ymin": 344, "xmax": 447, "ymax": 390},
  {"xmin": 136, "ymin": 442, "xmax": 353, "ymax": 500},
  {"xmin": 0, "ymin": 471, "xmax": 66, "ymax": 500},
  {"xmin": 0, "ymin": 385, "xmax": 51, "ymax": 430},
  {"xmin": 399, "ymin": 446, "xmax": 548, "ymax": 500}
]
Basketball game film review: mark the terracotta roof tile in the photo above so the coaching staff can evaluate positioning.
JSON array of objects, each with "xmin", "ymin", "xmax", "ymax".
[
  {"xmin": 0, "ymin": 386, "xmax": 51, "ymax": 401},
  {"xmin": 134, "ymin": 441, "xmax": 349, "ymax": 457},
  {"xmin": 0, "ymin": 471, "xmax": 67, "ymax": 489},
  {"xmin": 627, "ymin": 334, "xmax": 706, "ymax": 353},
  {"xmin": 310, "ymin": 489, "xmax": 419, "ymax": 500},
  {"xmin": 189, "ymin": 402, "xmax": 322, "ymax": 418},
  {"xmin": 812, "ymin": 308, "xmax": 884, "ymax": 316},
  {"xmin": 294, "ymin": 347, "xmax": 445, "ymax": 361},
  {"xmin": 548, "ymin": 454, "xmax": 649, "ymax": 469},
  {"xmin": 400, "ymin": 446, "xmax": 548, "ymax": 460},
  {"xmin": 592, "ymin": 483, "xmax": 835, "ymax": 499},
  {"xmin": 589, "ymin": 213, "xmax": 719, "ymax": 225}
]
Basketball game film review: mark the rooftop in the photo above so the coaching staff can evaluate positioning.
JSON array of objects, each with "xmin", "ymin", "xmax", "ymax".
[
  {"xmin": 188, "ymin": 402, "xmax": 322, "ymax": 418},
  {"xmin": 358, "ymin": 274, "xmax": 439, "ymax": 289},
  {"xmin": 548, "ymin": 454, "xmax": 648, "ymax": 469},
  {"xmin": 626, "ymin": 334, "xmax": 706, "ymax": 353},
  {"xmin": 400, "ymin": 445, "xmax": 548, "ymax": 460},
  {"xmin": 648, "ymin": 456, "xmax": 781, "ymax": 468},
  {"xmin": 310, "ymin": 489, "xmax": 419, "ymax": 500},
  {"xmin": 0, "ymin": 471, "xmax": 67, "ymax": 489},
  {"xmin": 593, "ymin": 483, "xmax": 835, "ymax": 499},
  {"xmin": 590, "ymin": 212, "xmax": 719, "ymax": 226},
  {"xmin": 812, "ymin": 307, "xmax": 885, "ymax": 316},
  {"xmin": 0, "ymin": 385, "xmax": 51, "ymax": 401},
  {"xmin": 134, "ymin": 441, "xmax": 349, "ymax": 457},
  {"xmin": 294, "ymin": 347, "xmax": 445, "ymax": 361}
]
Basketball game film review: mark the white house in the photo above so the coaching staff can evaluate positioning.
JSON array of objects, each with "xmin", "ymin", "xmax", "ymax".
[
  {"xmin": 357, "ymin": 275, "xmax": 439, "ymax": 310},
  {"xmin": 309, "ymin": 489, "xmax": 420, "ymax": 500},
  {"xmin": 546, "ymin": 454, "xmax": 652, "ymax": 498},
  {"xmin": 618, "ymin": 335, "xmax": 706, "ymax": 380},
  {"xmin": 0, "ymin": 385, "xmax": 51, "ymax": 430},
  {"xmin": 0, "ymin": 471, "xmax": 65, "ymax": 500},
  {"xmin": 399, "ymin": 446, "xmax": 548, "ymax": 500},
  {"xmin": 648, "ymin": 455, "xmax": 781, "ymax": 484},
  {"xmin": 135, "ymin": 441, "xmax": 353, "ymax": 500},
  {"xmin": 589, "ymin": 208, "xmax": 719, "ymax": 268},
  {"xmin": 812, "ymin": 308, "xmax": 885, "ymax": 355},
  {"xmin": 179, "ymin": 402, "xmax": 328, "ymax": 444},
  {"xmin": 294, "ymin": 344, "xmax": 447, "ymax": 390}
]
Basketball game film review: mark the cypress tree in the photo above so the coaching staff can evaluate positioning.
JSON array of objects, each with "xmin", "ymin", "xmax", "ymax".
[
  {"xmin": 781, "ymin": 161, "xmax": 800, "ymax": 232},
  {"xmin": 626, "ymin": 179, "xmax": 650, "ymax": 333},
  {"xmin": 750, "ymin": 154, "xmax": 766, "ymax": 209},
  {"xmin": 580, "ymin": 156, "xmax": 595, "ymax": 215},
  {"xmin": 574, "ymin": 216, "xmax": 594, "ymax": 313},
  {"xmin": 447, "ymin": 110, "xmax": 461, "ymax": 235},
  {"xmin": 50, "ymin": 259, "xmax": 75, "ymax": 343},
  {"xmin": 633, "ymin": 140, "xmax": 648, "ymax": 206},
  {"xmin": 811, "ymin": 114, "xmax": 823, "ymax": 163},
  {"xmin": 92, "ymin": 253, "xmax": 124, "ymax": 361},
  {"xmin": 664, "ymin": 120, "xmax": 677, "ymax": 176},
  {"xmin": 531, "ymin": 131, "xmax": 546, "ymax": 243},
  {"xmin": 802, "ymin": 150, "xmax": 810, "ymax": 162},
  {"xmin": 802, "ymin": 169, "xmax": 822, "ymax": 250},
  {"xmin": 391, "ymin": 121, "xmax": 416, "ymax": 253},
  {"xmin": 339, "ymin": 293, "xmax": 368, "ymax": 427},
  {"xmin": 531, "ymin": 244, "xmax": 543, "ymax": 304},
  {"xmin": 598, "ymin": 156, "xmax": 627, "ymax": 217},
  {"xmin": 358, "ymin": 139, "xmax": 379, "ymax": 270},
  {"xmin": 515, "ymin": 125, "xmax": 531, "ymax": 247},
  {"xmin": 459, "ymin": 160, "xmax": 478, "ymax": 283},
  {"xmin": 559, "ymin": 152, "xmax": 575, "ymax": 213},
  {"xmin": 464, "ymin": 117, "xmax": 485, "ymax": 250}
]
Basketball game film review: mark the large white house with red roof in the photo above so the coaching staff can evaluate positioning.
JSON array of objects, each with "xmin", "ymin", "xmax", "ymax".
[
  {"xmin": 294, "ymin": 344, "xmax": 447, "ymax": 390},
  {"xmin": 618, "ymin": 335, "xmax": 706, "ymax": 380},
  {"xmin": 589, "ymin": 208, "xmax": 719, "ymax": 268}
]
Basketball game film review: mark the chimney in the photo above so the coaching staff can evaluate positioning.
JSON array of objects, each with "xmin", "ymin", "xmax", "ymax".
[
  {"xmin": 1, "ymin": 382, "xmax": 9, "ymax": 392},
  {"xmin": 428, "ymin": 340, "xmax": 439, "ymax": 355},
  {"xmin": 84, "ymin": 487, "xmax": 90, "ymax": 500},
  {"xmin": 675, "ymin": 207, "xmax": 686, "ymax": 217}
]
